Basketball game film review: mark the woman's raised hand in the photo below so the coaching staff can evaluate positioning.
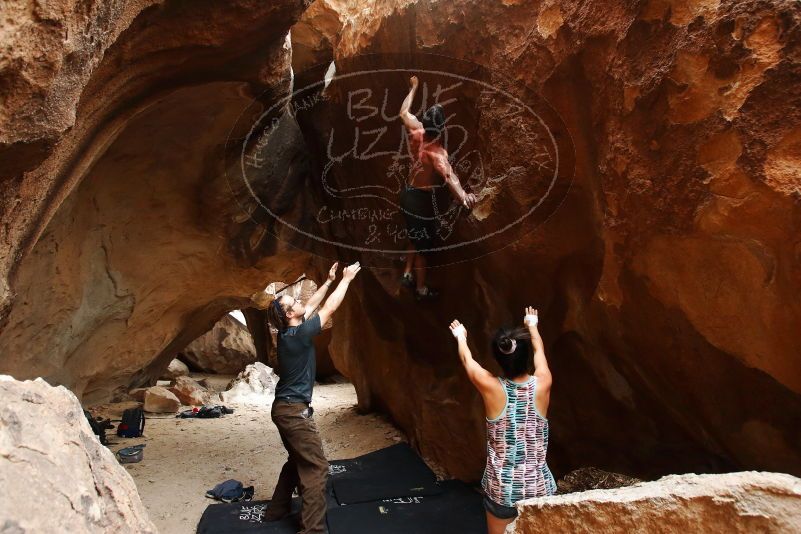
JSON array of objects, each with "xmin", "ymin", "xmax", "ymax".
[
  {"xmin": 524, "ymin": 306, "xmax": 539, "ymax": 327},
  {"xmin": 449, "ymin": 319, "xmax": 467, "ymax": 341}
]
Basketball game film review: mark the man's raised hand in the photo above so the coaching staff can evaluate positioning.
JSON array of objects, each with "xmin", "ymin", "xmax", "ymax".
[
  {"xmin": 410, "ymin": 75, "xmax": 419, "ymax": 89},
  {"xmin": 450, "ymin": 319, "xmax": 467, "ymax": 341},
  {"xmin": 342, "ymin": 262, "xmax": 361, "ymax": 281},
  {"xmin": 327, "ymin": 262, "xmax": 339, "ymax": 282}
]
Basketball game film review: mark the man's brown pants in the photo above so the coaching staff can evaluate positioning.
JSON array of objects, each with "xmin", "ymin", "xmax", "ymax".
[{"xmin": 266, "ymin": 400, "xmax": 328, "ymax": 533}]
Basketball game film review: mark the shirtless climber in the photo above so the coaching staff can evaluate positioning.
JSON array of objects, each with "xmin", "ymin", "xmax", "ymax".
[{"xmin": 398, "ymin": 75, "xmax": 477, "ymax": 301}]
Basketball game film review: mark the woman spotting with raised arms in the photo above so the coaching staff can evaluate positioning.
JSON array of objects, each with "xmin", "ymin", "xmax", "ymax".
[{"xmin": 449, "ymin": 306, "xmax": 556, "ymax": 534}]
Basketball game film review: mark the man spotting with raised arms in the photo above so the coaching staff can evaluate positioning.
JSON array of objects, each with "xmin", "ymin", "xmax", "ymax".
[{"xmin": 264, "ymin": 261, "xmax": 362, "ymax": 533}]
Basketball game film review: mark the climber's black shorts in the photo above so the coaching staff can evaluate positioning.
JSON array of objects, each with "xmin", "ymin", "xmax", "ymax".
[{"xmin": 399, "ymin": 186, "xmax": 437, "ymax": 254}]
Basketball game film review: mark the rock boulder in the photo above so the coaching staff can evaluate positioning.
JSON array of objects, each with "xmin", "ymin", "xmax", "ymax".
[
  {"xmin": 178, "ymin": 315, "xmax": 257, "ymax": 374},
  {"xmin": 0, "ymin": 375, "xmax": 156, "ymax": 533},
  {"xmin": 220, "ymin": 362, "xmax": 278, "ymax": 405},
  {"xmin": 161, "ymin": 358, "xmax": 189, "ymax": 380},
  {"xmin": 168, "ymin": 376, "xmax": 210, "ymax": 406},
  {"xmin": 143, "ymin": 386, "xmax": 181, "ymax": 413},
  {"xmin": 512, "ymin": 471, "xmax": 801, "ymax": 534}
]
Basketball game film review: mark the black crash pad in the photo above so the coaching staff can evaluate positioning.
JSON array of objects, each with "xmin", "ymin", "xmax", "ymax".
[
  {"xmin": 326, "ymin": 480, "xmax": 486, "ymax": 534},
  {"xmin": 328, "ymin": 443, "xmax": 441, "ymax": 505},
  {"xmin": 196, "ymin": 500, "xmax": 299, "ymax": 534}
]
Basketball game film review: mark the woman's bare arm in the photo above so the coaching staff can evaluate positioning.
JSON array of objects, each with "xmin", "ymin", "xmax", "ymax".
[
  {"xmin": 450, "ymin": 320, "xmax": 495, "ymax": 391},
  {"xmin": 525, "ymin": 307, "xmax": 550, "ymax": 379},
  {"xmin": 525, "ymin": 306, "xmax": 552, "ymax": 416}
]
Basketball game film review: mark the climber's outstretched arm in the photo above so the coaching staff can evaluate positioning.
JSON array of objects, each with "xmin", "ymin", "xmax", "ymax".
[
  {"xmin": 433, "ymin": 153, "xmax": 477, "ymax": 209},
  {"xmin": 400, "ymin": 75, "xmax": 424, "ymax": 132}
]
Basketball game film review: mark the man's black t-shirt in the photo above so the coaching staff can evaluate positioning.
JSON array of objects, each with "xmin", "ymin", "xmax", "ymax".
[{"xmin": 274, "ymin": 314, "xmax": 322, "ymax": 404}]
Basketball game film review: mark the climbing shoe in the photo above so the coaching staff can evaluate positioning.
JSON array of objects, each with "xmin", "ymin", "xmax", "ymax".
[
  {"xmin": 400, "ymin": 272, "xmax": 415, "ymax": 289},
  {"xmin": 415, "ymin": 286, "xmax": 439, "ymax": 302}
]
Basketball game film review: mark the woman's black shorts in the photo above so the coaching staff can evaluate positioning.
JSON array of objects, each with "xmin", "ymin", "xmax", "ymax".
[{"xmin": 482, "ymin": 496, "xmax": 518, "ymax": 519}]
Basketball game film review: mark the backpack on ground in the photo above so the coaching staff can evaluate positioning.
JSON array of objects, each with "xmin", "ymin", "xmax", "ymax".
[{"xmin": 117, "ymin": 407, "xmax": 145, "ymax": 438}]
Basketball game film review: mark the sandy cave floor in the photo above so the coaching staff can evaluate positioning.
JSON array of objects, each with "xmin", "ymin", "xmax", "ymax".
[{"xmin": 91, "ymin": 375, "xmax": 414, "ymax": 534}]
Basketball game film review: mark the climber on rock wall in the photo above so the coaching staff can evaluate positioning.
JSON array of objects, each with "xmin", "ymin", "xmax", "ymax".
[
  {"xmin": 264, "ymin": 261, "xmax": 362, "ymax": 534},
  {"xmin": 450, "ymin": 306, "xmax": 556, "ymax": 534},
  {"xmin": 398, "ymin": 75, "xmax": 477, "ymax": 301}
]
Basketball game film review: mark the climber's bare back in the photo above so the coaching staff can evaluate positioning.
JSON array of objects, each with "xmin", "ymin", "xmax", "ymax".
[
  {"xmin": 407, "ymin": 127, "xmax": 448, "ymax": 190},
  {"xmin": 399, "ymin": 75, "xmax": 476, "ymax": 209}
]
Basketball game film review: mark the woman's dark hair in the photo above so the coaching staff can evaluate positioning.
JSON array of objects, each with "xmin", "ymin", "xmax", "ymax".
[
  {"xmin": 421, "ymin": 104, "xmax": 446, "ymax": 140},
  {"xmin": 266, "ymin": 297, "xmax": 289, "ymax": 332},
  {"xmin": 491, "ymin": 327, "xmax": 532, "ymax": 379}
]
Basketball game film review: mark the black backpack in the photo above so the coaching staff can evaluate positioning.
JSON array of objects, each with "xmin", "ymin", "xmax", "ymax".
[{"xmin": 117, "ymin": 407, "xmax": 145, "ymax": 438}]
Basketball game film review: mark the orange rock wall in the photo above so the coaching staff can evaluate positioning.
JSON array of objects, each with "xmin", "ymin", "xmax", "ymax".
[{"xmin": 298, "ymin": 0, "xmax": 801, "ymax": 479}]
